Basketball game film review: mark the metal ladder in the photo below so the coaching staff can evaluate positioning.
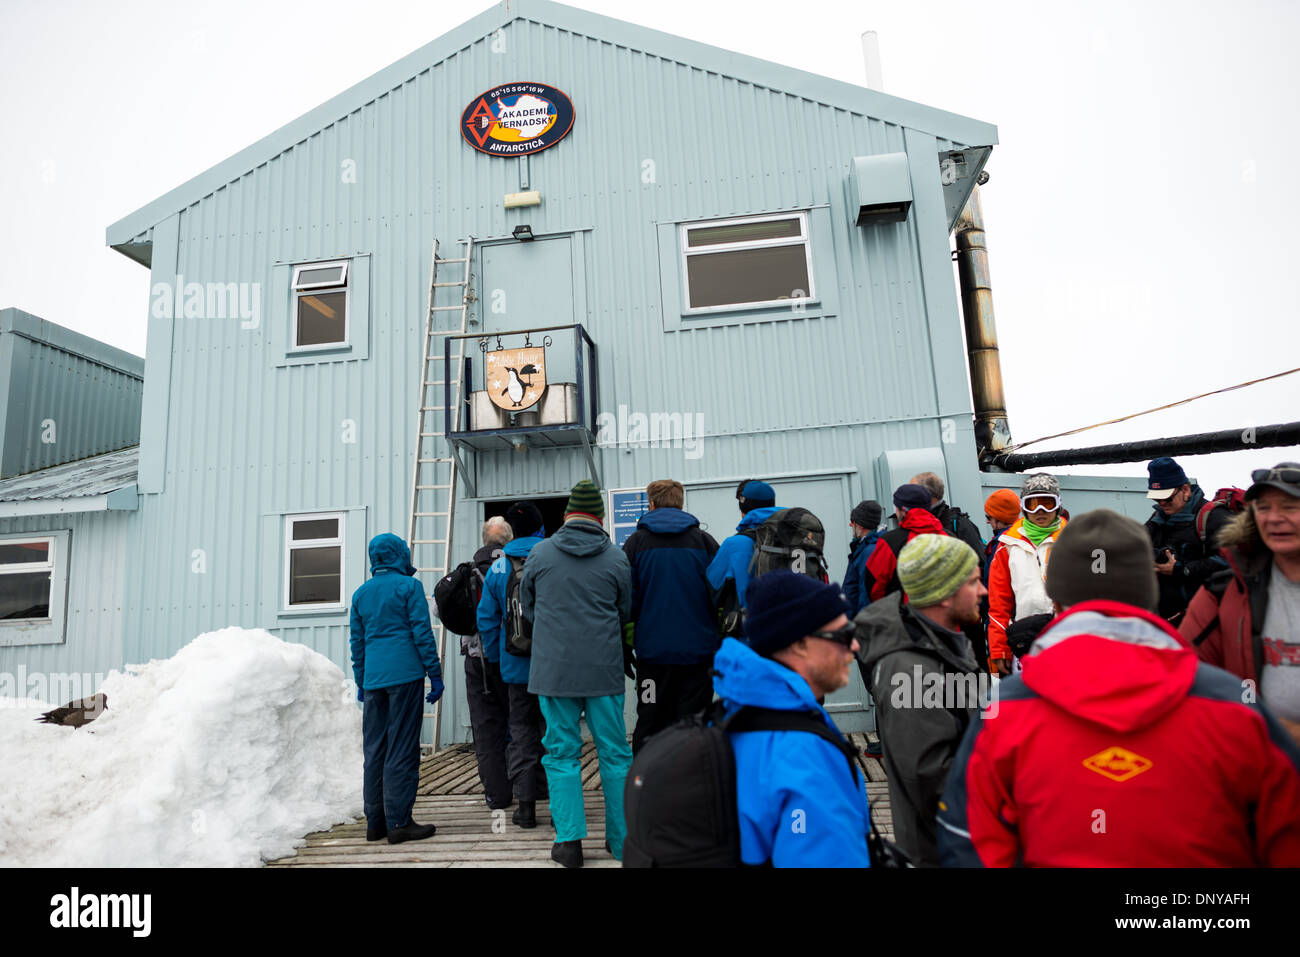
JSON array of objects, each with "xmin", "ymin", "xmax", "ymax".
[{"xmin": 408, "ymin": 237, "xmax": 476, "ymax": 751}]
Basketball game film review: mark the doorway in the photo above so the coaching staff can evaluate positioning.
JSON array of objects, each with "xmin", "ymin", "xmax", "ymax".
[{"xmin": 481, "ymin": 496, "xmax": 570, "ymax": 539}]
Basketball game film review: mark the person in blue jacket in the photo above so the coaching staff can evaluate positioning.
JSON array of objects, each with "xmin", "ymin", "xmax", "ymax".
[
  {"xmin": 349, "ymin": 533, "xmax": 444, "ymax": 845},
  {"xmin": 843, "ymin": 499, "xmax": 884, "ymax": 615},
  {"xmin": 712, "ymin": 569, "xmax": 871, "ymax": 867},
  {"xmin": 476, "ymin": 501, "xmax": 547, "ymax": 829},
  {"xmin": 622, "ymin": 479, "xmax": 720, "ymax": 753},
  {"xmin": 706, "ymin": 479, "xmax": 782, "ymax": 636}
]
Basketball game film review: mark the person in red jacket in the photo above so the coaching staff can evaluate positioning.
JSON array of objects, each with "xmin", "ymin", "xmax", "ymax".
[
  {"xmin": 1180, "ymin": 462, "xmax": 1300, "ymax": 748},
  {"xmin": 862, "ymin": 484, "xmax": 947, "ymax": 603},
  {"xmin": 938, "ymin": 509, "xmax": 1300, "ymax": 867}
]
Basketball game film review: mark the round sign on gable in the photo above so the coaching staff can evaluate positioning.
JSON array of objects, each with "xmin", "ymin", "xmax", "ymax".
[{"xmin": 461, "ymin": 82, "xmax": 575, "ymax": 157}]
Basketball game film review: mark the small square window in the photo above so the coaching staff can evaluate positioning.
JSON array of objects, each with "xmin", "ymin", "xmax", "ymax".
[
  {"xmin": 0, "ymin": 536, "xmax": 55, "ymax": 622},
  {"xmin": 292, "ymin": 260, "xmax": 350, "ymax": 349},
  {"xmin": 284, "ymin": 513, "xmax": 345, "ymax": 610},
  {"xmin": 680, "ymin": 213, "xmax": 814, "ymax": 312}
]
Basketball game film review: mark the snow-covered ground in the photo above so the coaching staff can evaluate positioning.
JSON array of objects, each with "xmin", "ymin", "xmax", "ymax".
[{"xmin": 0, "ymin": 628, "xmax": 362, "ymax": 867}]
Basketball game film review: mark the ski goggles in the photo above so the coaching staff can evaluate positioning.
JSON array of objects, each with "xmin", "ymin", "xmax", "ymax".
[
  {"xmin": 808, "ymin": 623, "xmax": 858, "ymax": 649},
  {"xmin": 1021, "ymin": 494, "xmax": 1061, "ymax": 514}
]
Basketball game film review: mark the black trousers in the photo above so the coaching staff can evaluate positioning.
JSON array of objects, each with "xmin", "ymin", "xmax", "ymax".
[
  {"xmin": 632, "ymin": 660, "xmax": 715, "ymax": 754},
  {"xmin": 464, "ymin": 654, "xmax": 511, "ymax": 806},
  {"xmin": 505, "ymin": 683, "xmax": 546, "ymax": 801}
]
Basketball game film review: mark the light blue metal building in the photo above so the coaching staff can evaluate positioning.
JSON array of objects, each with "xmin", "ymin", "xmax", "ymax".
[
  {"xmin": 0, "ymin": 309, "xmax": 141, "ymax": 692},
  {"xmin": 0, "ymin": 0, "xmax": 1150, "ymax": 749},
  {"xmin": 100, "ymin": 0, "xmax": 1003, "ymax": 744}
]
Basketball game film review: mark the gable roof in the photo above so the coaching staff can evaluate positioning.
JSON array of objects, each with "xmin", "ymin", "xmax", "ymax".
[{"xmin": 106, "ymin": 0, "xmax": 997, "ymax": 264}]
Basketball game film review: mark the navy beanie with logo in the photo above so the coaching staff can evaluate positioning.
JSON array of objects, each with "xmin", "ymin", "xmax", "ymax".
[
  {"xmin": 504, "ymin": 502, "xmax": 544, "ymax": 538},
  {"xmin": 893, "ymin": 483, "xmax": 932, "ymax": 510}
]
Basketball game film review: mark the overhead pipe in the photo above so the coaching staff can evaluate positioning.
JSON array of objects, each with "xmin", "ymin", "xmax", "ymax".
[
  {"xmin": 954, "ymin": 182, "xmax": 1013, "ymax": 456},
  {"xmin": 987, "ymin": 421, "xmax": 1300, "ymax": 472}
]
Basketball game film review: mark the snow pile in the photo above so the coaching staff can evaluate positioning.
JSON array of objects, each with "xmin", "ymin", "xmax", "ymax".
[{"xmin": 0, "ymin": 628, "xmax": 362, "ymax": 867}]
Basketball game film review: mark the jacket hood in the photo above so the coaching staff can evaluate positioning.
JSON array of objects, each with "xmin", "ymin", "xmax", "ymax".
[
  {"xmin": 1021, "ymin": 600, "xmax": 1197, "ymax": 733},
  {"xmin": 503, "ymin": 536, "xmax": 542, "ymax": 557},
  {"xmin": 637, "ymin": 507, "xmax": 699, "ymax": 535},
  {"xmin": 848, "ymin": 530, "xmax": 879, "ymax": 559},
  {"xmin": 368, "ymin": 533, "xmax": 416, "ymax": 576},
  {"xmin": 736, "ymin": 505, "xmax": 783, "ymax": 532},
  {"xmin": 552, "ymin": 518, "xmax": 613, "ymax": 557},
  {"xmin": 713, "ymin": 637, "xmax": 823, "ymax": 713},
  {"xmin": 1148, "ymin": 485, "xmax": 1206, "ymax": 526},
  {"xmin": 1216, "ymin": 508, "xmax": 1275, "ymax": 585},
  {"xmin": 853, "ymin": 592, "xmax": 975, "ymax": 673},
  {"xmin": 900, "ymin": 507, "xmax": 945, "ymax": 536}
]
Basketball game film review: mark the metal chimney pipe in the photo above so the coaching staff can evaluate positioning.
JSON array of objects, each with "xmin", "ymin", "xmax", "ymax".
[
  {"xmin": 987, "ymin": 420, "xmax": 1300, "ymax": 472},
  {"xmin": 954, "ymin": 184, "xmax": 1012, "ymax": 456}
]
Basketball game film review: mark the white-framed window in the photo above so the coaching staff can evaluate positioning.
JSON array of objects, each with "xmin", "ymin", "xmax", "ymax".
[
  {"xmin": 679, "ymin": 212, "xmax": 815, "ymax": 313},
  {"xmin": 0, "ymin": 537, "xmax": 55, "ymax": 622},
  {"xmin": 284, "ymin": 512, "xmax": 346, "ymax": 610},
  {"xmin": 291, "ymin": 260, "xmax": 350, "ymax": 349}
]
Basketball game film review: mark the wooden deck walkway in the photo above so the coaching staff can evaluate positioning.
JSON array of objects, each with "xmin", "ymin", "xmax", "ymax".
[{"xmin": 267, "ymin": 732, "xmax": 891, "ymax": 867}]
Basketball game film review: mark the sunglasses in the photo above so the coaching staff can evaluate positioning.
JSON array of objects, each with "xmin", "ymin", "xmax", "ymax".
[
  {"xmin": 1021, "ymin": 494, "xmax": 1060, "ymax": 513},
  {"xmin": 1252, "ymin": 467, "xmax": 1300, "ymax": 486},
  {"xmin": 808, "ymin": 624, "xmax": 857, "ymax": 649}
]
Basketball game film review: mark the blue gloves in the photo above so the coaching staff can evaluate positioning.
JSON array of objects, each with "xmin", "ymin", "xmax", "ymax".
[
  {"xmin": 356, "ymin": 686, "xmax": 364, "ymax": 703},
  {"xmin": 426, "ymin": 675, "xmax": 445, "ymax": 705}
]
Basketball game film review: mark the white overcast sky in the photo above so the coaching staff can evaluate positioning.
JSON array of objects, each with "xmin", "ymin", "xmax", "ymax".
[{"xmin": 1, "ymin": 0, "xmax": 1297, "ymax": 496}]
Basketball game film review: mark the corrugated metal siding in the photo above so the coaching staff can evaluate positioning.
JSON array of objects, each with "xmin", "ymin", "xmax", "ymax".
[
  {"xmin": 119, "ymin": 18, "xmax": 981, "ymax": 743},
  {"xmin": 2, "ymin": 332, "xmax": 143, "ymax": 478},
  {"xmin": 0, "ymin": 511, "xmax": 131, "ymax": 692}
]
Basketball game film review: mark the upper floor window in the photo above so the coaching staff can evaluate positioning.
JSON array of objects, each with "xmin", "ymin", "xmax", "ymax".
[
  {"xmin": 292, "ymin": 260, "xmax": 349, "ymax": 349},
  {"xmin": 680, "ymin": 212, "xmax": 814, "ymax": 313}
]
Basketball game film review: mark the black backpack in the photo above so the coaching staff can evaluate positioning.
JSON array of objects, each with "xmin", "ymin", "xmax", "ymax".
[
  {"xmin": 623, "ymin": 701, "xmax": 906, "ymax": 868},
  {"xmin": 747, "ymin": 507, "xmax": 829, "ymax": 582},
  {"xmin": 433, "ymin": 561, "xmax": 482, "ymax": 637},
  {"xmin": 504, "ymin": 554, "xmax": 533, "ymax": 657}
]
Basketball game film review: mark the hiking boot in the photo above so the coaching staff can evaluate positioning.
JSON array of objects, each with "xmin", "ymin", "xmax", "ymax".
[
  {"xmin": 486, "ymin": 795, "xmax": 513, "ymax": 811},
  {"xmin": 863, "ymin": 738, "xmax": 883, "ymax": 759},
  {"xmin": 365, "ymin": 822, "xmax": 387, "ymax": 842},
  {"xmin": 551, "ymin": 839, "xmax": 583, "ymax": 868},
  {"xmin": 387, "ymin": 821, "xmax": 437, "ymax": 844},
  {"xmin": 513, "ymin": 800, "xmax": 537, "ymax": 829}
]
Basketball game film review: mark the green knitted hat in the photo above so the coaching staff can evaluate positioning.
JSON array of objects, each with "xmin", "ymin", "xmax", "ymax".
[
  {"xmin": 897, "ymin": 534, "xmax": 979, "ymax": 607},
  {"xmin": 565, "ymin": 479, "xmax": 605, "ymax": 520}
]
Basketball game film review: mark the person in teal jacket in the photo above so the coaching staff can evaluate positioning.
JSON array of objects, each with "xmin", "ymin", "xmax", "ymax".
[
  {"xmin": 349, "ymin": 533, "xmax": 444, "ymax": 845},
  {"xmin": 476, "ymin": 502, "xmax": 547, "ymax": 828},
  {"xmin": 521, "ymin": 480, "xmax": 633, "ymax": 868},
  {"xmin": 712, "ymin": 569, "xmax": 871, "ymax": 867}
]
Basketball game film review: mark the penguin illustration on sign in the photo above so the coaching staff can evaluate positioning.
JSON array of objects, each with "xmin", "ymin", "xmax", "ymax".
[
  {"xmin": 487, "ymin": 346, "xmax": 547, "ymax": 413},
  {"xmin": 502, "ymin": 367, "xmax": 526, "ymax": 406}
]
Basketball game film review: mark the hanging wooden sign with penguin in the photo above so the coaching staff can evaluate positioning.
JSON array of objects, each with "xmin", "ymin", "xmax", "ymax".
[{"xmin": 485, "ymin": 346, "xmax": 547, "ymax": 412}]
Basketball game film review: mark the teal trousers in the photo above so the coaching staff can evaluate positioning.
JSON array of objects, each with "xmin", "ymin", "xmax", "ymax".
[{"xmin": 538, "ymin": 694, "xmax": 632, "ymax": 859}]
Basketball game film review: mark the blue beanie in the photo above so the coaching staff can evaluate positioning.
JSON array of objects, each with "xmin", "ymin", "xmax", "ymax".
[
  {"xmin": 744, "ymin": 570, "xmax": 850, "ymax": 657},
  {"xmin": 739, "ymin": 480, "xmax": 776, "ymax": 513}
]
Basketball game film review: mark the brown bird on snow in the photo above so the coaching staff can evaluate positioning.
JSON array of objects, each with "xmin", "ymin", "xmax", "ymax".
[{"xmin": 37, "ymin": 693, "xmax": 108, "ymax": 728}]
